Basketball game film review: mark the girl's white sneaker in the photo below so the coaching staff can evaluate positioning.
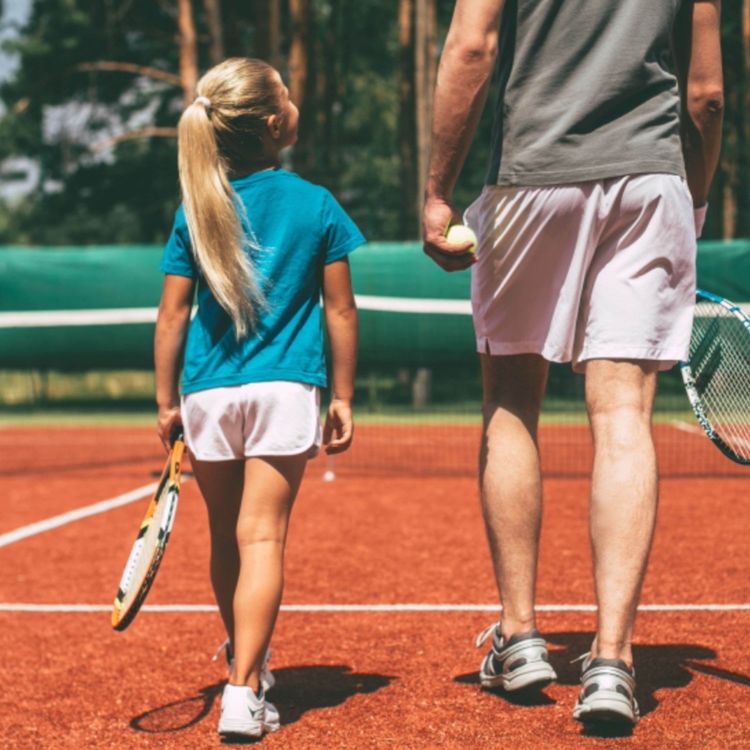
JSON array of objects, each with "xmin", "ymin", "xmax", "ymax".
[{"xmin": 218, "ymin": 684, "xmax": 280, "ymax": 738}]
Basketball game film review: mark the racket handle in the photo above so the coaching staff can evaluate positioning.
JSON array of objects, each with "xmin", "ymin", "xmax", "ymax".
[{"xmin": 169, "ymin": 425, "xmax": 184, "ymax": 446}]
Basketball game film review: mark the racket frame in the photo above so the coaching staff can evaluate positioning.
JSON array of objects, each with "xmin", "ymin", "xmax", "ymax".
[
  {"xmin": 679, "ymin": 289, "xmax": 750, "ymax": 466},
  {"xmin": 111, "ymin": 438, "xmax": 185, "ymax": 630}
]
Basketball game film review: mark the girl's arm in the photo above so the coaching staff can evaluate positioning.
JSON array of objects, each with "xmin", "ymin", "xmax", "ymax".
[
  {"xmin": 322, "ymin": 258, "xmax": 358, "ymax": 454},
  {"xmin": 154, "ymin": 274, "xmax": 195, "ymax": 450}
]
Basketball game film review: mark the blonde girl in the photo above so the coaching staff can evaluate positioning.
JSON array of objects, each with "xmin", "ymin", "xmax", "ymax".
[{"xmin": 154, "ymin": 58, "xmax": 362, "ymax": 740}]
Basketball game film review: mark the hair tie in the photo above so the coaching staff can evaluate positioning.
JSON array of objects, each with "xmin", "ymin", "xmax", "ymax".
[{"xmin": 193, "ymin": 95, "xmax": 212, "ymax": 110}]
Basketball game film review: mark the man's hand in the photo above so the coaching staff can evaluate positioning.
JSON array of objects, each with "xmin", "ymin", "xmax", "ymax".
[
  {"xmin": 323, "ymin": 398, "xmax": 354, "ymax": 454},
  {"xmin": 422, "ymin": 196, "xmax": 476, "ymax": 272}
]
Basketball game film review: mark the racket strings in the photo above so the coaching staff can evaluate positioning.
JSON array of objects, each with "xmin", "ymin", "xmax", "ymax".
[{"xmin": 690, "ymin": 304, "xmax": 750, "ymax": 459}]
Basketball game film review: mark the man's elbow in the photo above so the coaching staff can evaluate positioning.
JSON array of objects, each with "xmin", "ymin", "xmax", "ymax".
[
  {"xmin": 688, "ymin": 84, "xmax": 725, "ymax": 121},
  {"xmin": 444, "ymin": 33, "xmax": 498, "ymax": 68}
]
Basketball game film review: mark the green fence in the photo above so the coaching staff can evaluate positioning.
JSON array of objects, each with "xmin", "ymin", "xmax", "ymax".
[{"xmin": 0, "ymin": 240, "xmax": 748, "ymax": 371}]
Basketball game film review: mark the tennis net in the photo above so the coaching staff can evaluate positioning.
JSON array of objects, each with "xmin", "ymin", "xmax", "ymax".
[
  {"xmin": 321, "ymin": 303, "xmax": 749, "ymax": 480},
  {"xmin": 1, "ymin": 292, "xmax": 747, "ymax": 480}
]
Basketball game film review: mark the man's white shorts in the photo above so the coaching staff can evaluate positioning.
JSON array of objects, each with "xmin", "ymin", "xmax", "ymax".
[
  {"xmin": 465, "ymin": 174, "xmax": 696, "ymax": 372},
  {"xmin": 182, "ymin": 381, "xmax": 322, "ymax": 461}
]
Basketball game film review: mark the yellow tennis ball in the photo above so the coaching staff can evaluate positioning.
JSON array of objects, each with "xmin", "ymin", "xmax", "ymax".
[{"xmin": 445, "ymin": 224, "xmax": 477, "ymax": 253}]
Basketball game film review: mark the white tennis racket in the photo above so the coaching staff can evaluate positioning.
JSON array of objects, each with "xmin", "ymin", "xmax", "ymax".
[
  {"xmin": 679, "ymin": 289, "xmax": 750, "ymax": 465},
  {"xmin": 112, "ymin": 433, "xmax": 185, "ymax": 630}
]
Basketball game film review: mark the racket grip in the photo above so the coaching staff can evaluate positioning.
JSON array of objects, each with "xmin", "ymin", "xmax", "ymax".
[{"xmin": 169, "ymin": 425, "xmax": 184, "ymax": 446}]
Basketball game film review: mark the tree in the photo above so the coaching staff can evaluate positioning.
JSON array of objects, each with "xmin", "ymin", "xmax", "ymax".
[
  {"xmin": 0, "ymin": 0, "xmax": 746, "ymax": 245},
  {"xmin": 203, "ymin": 0, "xmax": 225, "ymax": 66},
  {"xmin": 178, "ymin": 0, "xmax": 199, "ymax": 106},
  {"xmin": 398, "ymin": 0, "xmax": 417, "ymax": 237},
  {"xmin": 414, "ymin": 0, "xmax": 436, "ymax": 224},
  {"xmin": 253, "ymin": 0, "xmax": 281, "ymax": 68}
]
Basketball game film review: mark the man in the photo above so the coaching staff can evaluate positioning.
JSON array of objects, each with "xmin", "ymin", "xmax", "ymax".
[{"xmin": 423, "ymin": 0, "xmax": 723, "ymax": 727}]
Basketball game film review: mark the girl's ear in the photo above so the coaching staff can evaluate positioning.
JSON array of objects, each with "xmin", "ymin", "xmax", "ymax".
[{"xmin": 266, "ymin": 113, "xmax": 282, "ymax": 141}]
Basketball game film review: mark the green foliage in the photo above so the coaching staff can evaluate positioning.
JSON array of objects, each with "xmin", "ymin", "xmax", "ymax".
[
  {"xmin": 0, "ymin": 0, "xmax": 183, "ymax": 244},
  {"xmin": 0, "ymin": 0, "xmax": 747, "ymax": 244}
]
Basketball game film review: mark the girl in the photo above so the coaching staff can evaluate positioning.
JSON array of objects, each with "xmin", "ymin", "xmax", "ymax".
[{"xmin": 154, "ymin": 58, "xmax": 363, "ymax": 740}]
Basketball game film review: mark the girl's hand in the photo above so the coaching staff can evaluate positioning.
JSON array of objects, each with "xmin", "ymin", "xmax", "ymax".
[
  {"xmin": 323, "ymin": 398, "xmax": 354, "ymax": 454},
  {"xmin": 157, "ymin": 405, "xmax": 183, "ymax": 452}
]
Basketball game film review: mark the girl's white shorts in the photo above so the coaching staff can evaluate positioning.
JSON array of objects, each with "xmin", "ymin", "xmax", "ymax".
[
  {"xmin": 182, "ymin": 381, "xmax": 322, "ymax": 461},
  {"xmin": 465, "ymin": 173, "xmax": 696, "ymax": 372}
]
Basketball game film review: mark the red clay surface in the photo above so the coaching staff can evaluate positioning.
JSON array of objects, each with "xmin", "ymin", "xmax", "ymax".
[
  {"xmin": 1, "ymin": 426, "xmax": 749, "ymax": 749},
  {"xmin": 329, "ymin": 423, "xmax": 749, "ymax": 479}
]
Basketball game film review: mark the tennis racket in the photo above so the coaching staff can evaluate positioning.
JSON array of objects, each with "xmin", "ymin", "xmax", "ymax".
[
  {"xmin": 679, "ymin": 289, "xmax": 750, "ymax": 465},
  {"xmin": 112, "ymin": 431, "xmax": 185, "ymax": 631}
]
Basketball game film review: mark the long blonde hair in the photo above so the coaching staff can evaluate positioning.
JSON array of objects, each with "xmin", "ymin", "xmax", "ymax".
[{"xmin": 177, "ymin": 58, "xmax": 281, "ymax": 338}]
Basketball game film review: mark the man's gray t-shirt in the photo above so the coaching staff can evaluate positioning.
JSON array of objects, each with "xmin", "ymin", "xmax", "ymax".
[{"xmin": 487, "ymin": 0, "xmax": 686, "ymax": 186}]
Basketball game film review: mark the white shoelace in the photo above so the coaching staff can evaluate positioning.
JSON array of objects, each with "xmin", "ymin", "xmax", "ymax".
[{"xmin": 475, "ymin": 621, "xmax": 502, "ymax": 649}]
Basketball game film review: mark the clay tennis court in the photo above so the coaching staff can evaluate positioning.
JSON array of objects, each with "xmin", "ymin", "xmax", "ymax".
[{"xmin": 1, "ymin": 424, "xmax": 749, "ymax": 749}]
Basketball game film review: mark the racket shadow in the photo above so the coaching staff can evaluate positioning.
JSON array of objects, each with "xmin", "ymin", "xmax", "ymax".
[
  {"xmin": 129, "ymin": 665, "xmax": 393, "ymax": 734},
  {"xmin": 130, "ymin": 681, "xmax": 224, "ymax": 734}
]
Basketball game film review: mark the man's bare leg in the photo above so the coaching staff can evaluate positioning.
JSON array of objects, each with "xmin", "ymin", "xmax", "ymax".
[
  {"xmin": 585, "ymin": 359, "xmax": 659, "ymax": 668},
  {"xmin": 479, "ymin": 353, "xmax": 549, "ymax": 639}
]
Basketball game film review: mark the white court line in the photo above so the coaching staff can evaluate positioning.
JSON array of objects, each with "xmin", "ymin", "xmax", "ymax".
[
  {"xmin": 670, "ymin": 420, "xmax": 703, "ymax": 436},
  {"xmin": 671, "ymin": 419, "xmax": 750, "ymax": 452},
  {"xmin": 1, "ymin": 603, "xmax": 749, "ymax": 614},
  {"xmin": 0, "ymin": 482, "xmax": 159, "ymax": 549}
]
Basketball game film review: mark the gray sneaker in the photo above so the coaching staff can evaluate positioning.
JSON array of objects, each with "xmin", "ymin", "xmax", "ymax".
[
  {"xmin": 573, "ymin": 655, "xmax": 640, "ymax": 726},
  {"xmin": 476, "ymin": 622, "xmax": 557, "ymax": 691}
]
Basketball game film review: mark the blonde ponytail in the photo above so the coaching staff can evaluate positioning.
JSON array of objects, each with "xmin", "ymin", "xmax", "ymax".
[{"xmin": 177, "ymin": 59, "xmax": 281, "ymax": 338}]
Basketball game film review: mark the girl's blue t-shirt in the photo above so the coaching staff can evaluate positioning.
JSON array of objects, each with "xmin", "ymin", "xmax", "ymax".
[{"xmin": 161, "ymin": 169, "xmax": 365, "ymax": 395}]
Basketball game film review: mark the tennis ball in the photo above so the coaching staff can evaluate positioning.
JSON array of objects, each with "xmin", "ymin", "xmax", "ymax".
[
  {"xmin": 323, "ymin": 469, "xmax": 336, "ymax": 482},
  {"xmin": 445, "ymin": 224, "xmax": 477, "ymax": 253}
]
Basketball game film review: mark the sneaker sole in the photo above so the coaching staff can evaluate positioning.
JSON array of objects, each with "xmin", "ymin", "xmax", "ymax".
[
  {"xmin": 218, "ymin": 721, "xmax": 264, "ymax": 739},
  {"xmin": 573, "ymin": 692, "xmax": 638, "ymax": 726},
  {"xmin": 480, "ymin": 662, "xmax": 558, "ymax": 692}
]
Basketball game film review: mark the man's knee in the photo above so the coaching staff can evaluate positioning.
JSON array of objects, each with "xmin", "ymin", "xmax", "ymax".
[
  {"xmin": 481, "ymin": 353, "xmax": 548, "ymax": 429},
  {"xmin": 585, "ymin": 360, "xmax": 658, "ymax": 418}
]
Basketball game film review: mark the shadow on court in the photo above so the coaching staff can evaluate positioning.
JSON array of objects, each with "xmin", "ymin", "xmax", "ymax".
[
  {"xmin": 129, "ymin": 665, "xmax": 393, "ymax": 735},
  {"xmin": 453, "ymin": 631, "xmax": 750, "ymax": 739}
]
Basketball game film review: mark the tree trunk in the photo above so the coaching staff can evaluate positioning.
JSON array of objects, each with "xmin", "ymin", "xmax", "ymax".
[
  {"xmin": 255, "ymin": 0, "xmax": 281, "ymax": 69},
  {"xmin": 203, "ymin": 0, "xmax": 225, "ymax": 66},
  {"xmin": 414, "ymin": 0, "xmax": 437, "ymax": 228},
  {"xmin": 321, "ymin": 0, "xmax": 342, "ymax": 176},
  {"xmin": 177, "ymin": 0, "xmax": 199, "ymax": 107},
  {"xmin": 289, "ymin": 0, "xmax": 310, "ymax": 111},
  {"xmin": 398, "ymin": 0, "xmax": 418, "ymax": 237},
  {"xmin": 288, "ymin": 0, "xmax": 312, "ymax": 171}
]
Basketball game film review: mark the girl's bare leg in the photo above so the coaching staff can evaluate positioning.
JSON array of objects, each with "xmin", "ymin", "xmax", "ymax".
[
  {"xmin": 192, "ymin": 458, "xmax": 244, "ymax": 642},
  {"xmin": 231, "ymin": 454, "xmax": 307, "ymax": 690}
]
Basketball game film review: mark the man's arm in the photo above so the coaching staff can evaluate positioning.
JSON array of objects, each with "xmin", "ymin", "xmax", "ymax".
[
  {"xmin": 422, "ymin": 0, "xmax": 505, "ymax": 271},
  {"xmin": 673, "ymin": 0, "xmax": 723, "ymax": 233}
]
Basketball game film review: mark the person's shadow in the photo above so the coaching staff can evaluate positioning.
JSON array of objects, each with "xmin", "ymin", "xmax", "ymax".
[
  {"xmin": 130, "ymin": 664, "xmax": 393, "ymax": 737},
  {"xmin": 454, "ymin": 630, "xmax": 750, "ymax": 739}
]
